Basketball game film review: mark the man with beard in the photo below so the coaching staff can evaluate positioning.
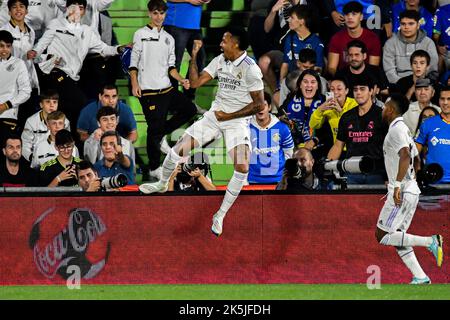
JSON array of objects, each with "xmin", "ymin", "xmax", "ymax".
[
  {"xmin": 0, "ymin": 134, "xmax": 37, "ymax": 186},
  {"xmin": 327, "ymin": 1, "xmax": 381, "ymax": 76},
  {"xmin": 336, "ymin": 39, "xmax": 389, "ymax": 98}
]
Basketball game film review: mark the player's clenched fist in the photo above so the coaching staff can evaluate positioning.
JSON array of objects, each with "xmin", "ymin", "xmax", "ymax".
[{"xmin": 192, "ymin": 40, "xmax": 203, "ymax": 56}]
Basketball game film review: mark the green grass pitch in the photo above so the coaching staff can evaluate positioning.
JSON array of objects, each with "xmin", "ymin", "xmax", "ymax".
[{"xmin": 1, "ymin": 284, "xmax": 449, "ymax": 300}]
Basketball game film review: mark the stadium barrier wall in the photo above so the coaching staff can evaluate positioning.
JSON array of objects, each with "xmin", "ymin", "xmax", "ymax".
[{"xmin": 0, "ymin": 193, "xmax": 448, "ymax": 285}]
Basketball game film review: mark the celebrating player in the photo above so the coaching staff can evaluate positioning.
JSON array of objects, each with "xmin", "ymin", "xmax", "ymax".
[
  {"xmin": 375, "ymin": 93, "xmax": 443, "ymax": 284},
  {"xmin": 139, "ymin": 27, "xmax": 265, "ymax": 237}
]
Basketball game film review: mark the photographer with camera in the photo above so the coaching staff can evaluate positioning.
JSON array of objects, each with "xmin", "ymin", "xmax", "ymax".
[
  {"xmin": 168, "ymin": 152, "xmax": 216, "ymax": 192},
  {"xmin": 39, "ymin": 129, "xmax": 81, "ymax": 187},
  {"xmin": 93, "ymin": 130, "xmax": 135, "ymax": 185},
  {"xmin": 76, "ymin": 160, "xmax": 128, "ymax": 192},
  {"xmin": 76, "ymin": 160, "xmax": 101, "ymax": 192},
  {"xmin": 276, "ymin": 147, "xmax": 330, "ymax": 191}
]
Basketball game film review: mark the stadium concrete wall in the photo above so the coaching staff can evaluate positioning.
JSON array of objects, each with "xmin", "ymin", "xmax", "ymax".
[{"xmin": 0, "ymin": 194, "xmax": 448, "ymax": 285}]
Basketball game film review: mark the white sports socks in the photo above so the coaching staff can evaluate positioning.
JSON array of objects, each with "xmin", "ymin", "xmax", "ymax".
[
  {"xmin": 160, "ymin": 148, "xmax": 182, "ymax": 184},
  {"xmin": 396, "ymin": 247, "xmax": 428, "ymax": 279},
  {"xmin": 216, "ymin": 171, "xmax": 248, "ymax": 218}
]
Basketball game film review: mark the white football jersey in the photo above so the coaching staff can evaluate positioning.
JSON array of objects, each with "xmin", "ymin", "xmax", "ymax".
[
  {"xmin": 383, "ymin": 117, "xmax": 420, "ymax": 194},
  {"xmin": 204, "ymin": 52, "xmax": 264, "ymax": 114}
]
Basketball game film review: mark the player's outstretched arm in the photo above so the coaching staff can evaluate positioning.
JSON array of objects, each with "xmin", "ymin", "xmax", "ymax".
[{"xmin": 215, "ymin": 90, "xmax": 265, "ymax": 122}]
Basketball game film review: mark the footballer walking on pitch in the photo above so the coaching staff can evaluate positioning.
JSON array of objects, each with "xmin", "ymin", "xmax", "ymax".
[
  {"xmin": 376, "ymin": 93, "xmax": 443, "ymax": 284},
  {"xmin": 139, "ymin": 27, "xmax": 265, "ymax": 237}
]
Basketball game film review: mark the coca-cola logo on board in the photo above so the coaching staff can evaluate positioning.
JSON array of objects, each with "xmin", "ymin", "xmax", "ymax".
[{"xmin": 28, "ymin": 207, "xmax": 111, "ymax": 280}]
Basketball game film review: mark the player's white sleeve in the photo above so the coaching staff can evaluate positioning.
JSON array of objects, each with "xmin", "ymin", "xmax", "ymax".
[
  {"xmin": 203, "ymin": 55, "xmax": 221, "ymax": 78},
  {"xmin": 246, "ymin": 64, "xmax": 264, "ymax": 92}
]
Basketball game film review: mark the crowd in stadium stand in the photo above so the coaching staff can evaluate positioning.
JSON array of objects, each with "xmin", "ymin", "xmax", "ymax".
[{"xmin": 0, "ymin": 0, "xmax": 449, "ymax": 190}]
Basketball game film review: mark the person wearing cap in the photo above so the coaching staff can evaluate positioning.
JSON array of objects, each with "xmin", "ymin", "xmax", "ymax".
[
  {"xmin": 395, "ymin": 49, "xmax": 438, "ymax": 102},
  {"xmin": 383, "ymin": 9, "xmax": 438, "ymax": 84},
  {"xmin": 403, "ymin": 77, "xmax": 440, "ymax": 135},
  {"xmin": 327, "ymin": 74, "xmax": 386, "ymax": 184},
  {"xmin": 327, "ymin": 1, "xmax": 381, "ymax": 77}
]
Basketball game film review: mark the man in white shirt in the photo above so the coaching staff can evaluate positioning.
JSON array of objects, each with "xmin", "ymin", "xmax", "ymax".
[
  {"xmin": 0, "ymin": 29, "xmax": 31, "ymax": 145},
  {"xmin": 27, "ymin": 0, "xmax": 125, "ymax": 137},
  {"xmin": 403, "ymin": 77, "xmax": 440, "ymax": 135},
  {"xmin": 376, "ymin": 93, "xmax": 443, "ymax": 284},
  {"xmin": 139, "ymin": 25, "xmax": 265, "ymax": 237},
  {"xmin": 1, "ymin": 0, "xmax": 41, "ymax": 129},
  {"xmin": 129, "ymin": 0, "xmax": 196, "ymax": 180}
]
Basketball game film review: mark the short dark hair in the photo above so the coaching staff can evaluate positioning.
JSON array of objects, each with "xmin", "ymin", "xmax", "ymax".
[
  {"xmin": 298, "ymin": 48, "xmax": 317, "ymax": 64},
  {"xmin": 147, "ymin": 0, "xmax": 167, "ymax": 12},
  {"xmin": 289, "ymin": 4, "xmax": 313, "ymax": 31},
  {"xmin": 343, "ymin": 1, "xmax": 363, "ymax": 15},
  {"xmin": 76, "ymin": 160, "xmax": 97, "ymax": 176},
  {"xmin": 388, "ymin": 93, "xmax": 410, "ymax": 115},
  {"xmin": 330, "ymin": 75, "xmax": 349, "ymax": 89},
  {"xmin": 40, "ymin": 89, "xmax": 59, "ymax": 102},
  {"xmin": 352, "ymin": 74, "xmax": 374, "ymax": 90},
  {"xmin": 96, "ymin": 106, "xmax": 118, "ymax": 122},
  {"xmin": 410, "ymin": 50, "xmax": 431, "ymax": 66},
  {"xmin": 263, "ymin": 92, "xmax": 272, "ymax": 106},
  {"xmin": 0, "ymin": 30, "xmax": 14, "ymax": 45},
  {"xmin": 99, "ymin": 83, "xmax": 118, "ymax": 95},
  {"xmin": 55, "ymin": 129, "xmax": 74, "ymax": 147},
  {"xmin": 225, "ymin": 27, "xmax": 249, "ymax": 51},
  {"xmin": 2, "ymin": 133, "xmax": 21, "ymax": 149},
  {"xmin": 441, "ymin": 86, "xmax": 450, "ymax": 95},
  {"xmin": 66, "ymin": 0, "xmax": 87, "ymax": 8},
  {"xmin": 399, "ymin": 9, "xmax": 421, "ymax": 22},
  {"xmin": 347, "ymin": 39, "xmax": 368, "ymax": 54},
  {"xmin": 7, "ymin": 0, "xmax": 28, "ymax": 10},
  {"xmin": 100, "ymin": 130, "xmax": 121, "ymax": 146}
]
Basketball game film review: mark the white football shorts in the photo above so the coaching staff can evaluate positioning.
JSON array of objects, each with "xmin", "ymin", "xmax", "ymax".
[
  {"xmin": 185, "ymin": 110, "xmax": 251, "ymax": 152},
  {"xmin": 377, "ymin": 192, "xmax": 419, "ymax": 233}
]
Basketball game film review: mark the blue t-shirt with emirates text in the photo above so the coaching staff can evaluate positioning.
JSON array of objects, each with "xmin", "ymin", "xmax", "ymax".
[
  {"xmin": 415, "ymin": 115, "xmax": 450, "ymax": 183},
  {"xmin": 248, "ymin": 116, "xmax": 294, "ymax": 184}
]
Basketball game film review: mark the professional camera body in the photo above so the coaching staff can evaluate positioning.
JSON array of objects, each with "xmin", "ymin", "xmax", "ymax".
[
  {"xmin": 177, "ymin": 152, "xmax": 211, "ymax": 185},
  {"xmin": 284, "ymin": 158, "xmax": 307, "ymax": 180},
  {"xmin": 416, "ymin": 163, "xmax": 444, "ymax": 189},
  {"xmin": 100, "ymin": 173, "xmax": 128, "ymax": 191}
]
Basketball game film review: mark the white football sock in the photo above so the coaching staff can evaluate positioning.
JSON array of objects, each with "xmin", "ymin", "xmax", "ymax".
[
  {"xmin": 396, "ymin": 247, "xmax": 428, "ymax": 279},
  {"xmin": 160, "ymin": 148, "xmax": 182, "ymax": 184},
  {"xmin": 380, "ymin": 232, "xmax": 433, "ymax": 247},
  {"xmin": 216, "ymin": 171, "xmax": 248, "ymax": 218}
]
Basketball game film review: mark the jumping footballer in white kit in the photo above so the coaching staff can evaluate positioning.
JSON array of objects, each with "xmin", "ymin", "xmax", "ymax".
[
  {"xmin": 139, "ymin": 27, "xmax": 265, "ymax": 237},
  {"xmin": 376, "ymin": 93, "xmax": 443, "ymax": 284}
]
